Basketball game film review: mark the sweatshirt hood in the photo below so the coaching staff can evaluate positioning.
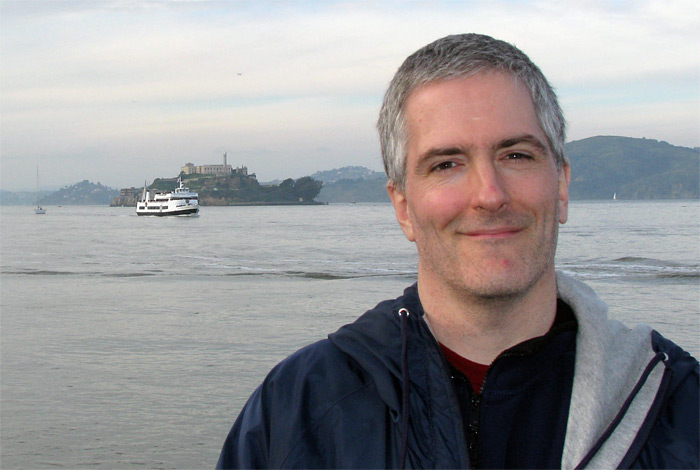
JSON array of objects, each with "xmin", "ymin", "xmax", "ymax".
[{"xmin": 556, "ymin": 272, "xmax": 669, "ymax": 469}]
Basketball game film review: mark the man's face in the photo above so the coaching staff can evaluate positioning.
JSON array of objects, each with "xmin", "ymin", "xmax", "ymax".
[{"xmin": 388, "ymin": 72, "xmax": 570, "ymax": 300}]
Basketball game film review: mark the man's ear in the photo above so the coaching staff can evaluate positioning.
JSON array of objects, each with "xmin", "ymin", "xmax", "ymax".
[
  {"xmin": 387, "ymin": 180, "xmax": 416, "ymax": 242},
  {"xmin": 558, "ymin": 162, "xmax": 571, "ymax": 224}
]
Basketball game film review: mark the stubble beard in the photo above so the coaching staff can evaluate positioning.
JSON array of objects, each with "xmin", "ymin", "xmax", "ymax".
[{"xmin": 417, "ymin": 206, "xmax": 560, "ymax": 305}]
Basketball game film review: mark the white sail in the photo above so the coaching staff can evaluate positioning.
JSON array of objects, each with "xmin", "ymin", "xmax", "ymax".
[{"xmin": 34, "ymin": 166, "xmax": 46, "ymax": 214}]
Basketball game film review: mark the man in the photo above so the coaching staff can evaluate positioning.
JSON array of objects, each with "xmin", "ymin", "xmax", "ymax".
[{"xmin": 217, "ymin": 34, "xmax": 699, "ymax": 469}]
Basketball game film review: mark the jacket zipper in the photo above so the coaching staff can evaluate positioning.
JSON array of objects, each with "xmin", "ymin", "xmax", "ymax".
[
  {"xmin": 467, "ymin": 391, "xmax": 481, "ymax": 467},
  {"xmin": 466, "ymin": 350, "xmax": 527, "ymax": 467}
]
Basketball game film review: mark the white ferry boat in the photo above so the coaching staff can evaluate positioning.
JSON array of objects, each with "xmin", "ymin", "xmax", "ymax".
[{"xmin": 136, "ymin": 177, "xmax": 199, "ymax": 216}]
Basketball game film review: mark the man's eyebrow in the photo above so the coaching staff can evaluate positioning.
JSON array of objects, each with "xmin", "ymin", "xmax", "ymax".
[
  {"xmin": 415, "ymin": 146, "xmax": 469, "ymax": 165},
  {"xmin": 423, "ymin": 146, "xmax": 466, "ymax": 158},
  {"xmin": 495, "ymin": 135, "xmax": 549, "ymax": 153}
]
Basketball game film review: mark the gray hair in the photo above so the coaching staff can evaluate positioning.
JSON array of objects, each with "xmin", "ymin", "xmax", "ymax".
[{"xmin": 377, "ymin": 33, "xmax": 567, "ymax": 190}]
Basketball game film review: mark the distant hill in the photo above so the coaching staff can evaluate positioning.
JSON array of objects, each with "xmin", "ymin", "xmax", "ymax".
[
  {"xmin": 39, "ymin": 180, "xmax": 119, "ymax": 205},
  {"xmin": 315, "ymin": 166, "xmax": 389, "ymax": 203},
  {"xmin": 311, "ymin": 166, "xmax": 385, "ymax": 184},
  {"xmin": 567, "ymin": 136, "xmax": 699, "ymax": 200},
  {"xmin": 0, "ymin": 190, "xmax": 53, "ymax": 205}
]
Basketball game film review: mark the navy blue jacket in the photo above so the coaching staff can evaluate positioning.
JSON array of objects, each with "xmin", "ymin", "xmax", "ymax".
[{"xmin": 217, "ymin": 280, "xmax": 699, "ymax": 468}]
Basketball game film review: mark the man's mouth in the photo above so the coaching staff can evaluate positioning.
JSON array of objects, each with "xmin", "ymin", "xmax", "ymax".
[{"xmin": 463, "ymin": 226, "xmax": 524, "ymax": 239}]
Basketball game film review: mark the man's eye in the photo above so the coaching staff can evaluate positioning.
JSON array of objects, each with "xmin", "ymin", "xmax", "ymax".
[
  {"xmin": 432, "ymin": 161, "xmax": 457, "ymax": 172},
  {"xmin": 505, "ymin": 152, "xmax": 533, "ymax": 160}
]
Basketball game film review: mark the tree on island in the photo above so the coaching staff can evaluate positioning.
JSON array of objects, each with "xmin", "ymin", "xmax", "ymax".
[
  {"xmin": 294, "ymin": 176, "xmax": 323, "ymax": 202},
  {"xmin": 279, "ymin": 178, "xmax": 296, "ymax": 200}
]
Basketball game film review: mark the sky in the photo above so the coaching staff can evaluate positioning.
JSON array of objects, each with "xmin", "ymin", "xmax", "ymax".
[{"xmin": 1, "ymin": 0, "xmax": 698, "ymax": 191}]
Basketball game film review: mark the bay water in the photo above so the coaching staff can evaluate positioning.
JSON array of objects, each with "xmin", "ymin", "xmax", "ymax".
[{"xmin": 1, "ymin": 201, "xmax": 698, "ymax": 469}]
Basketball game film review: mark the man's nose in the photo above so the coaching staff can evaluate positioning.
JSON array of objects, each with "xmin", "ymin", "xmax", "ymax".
[{"xmin": 469, "ymin": 160, "xmax": 510, "ymax": 212}]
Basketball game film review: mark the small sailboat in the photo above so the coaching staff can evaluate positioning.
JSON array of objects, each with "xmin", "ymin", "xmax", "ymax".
[
  {"xmin": 34, "ymin": 166, "xmax": 46, "ymax": 214},
  {"xmin": 613, "ymin": 192, "xmax": 617, "ymax": 200}
]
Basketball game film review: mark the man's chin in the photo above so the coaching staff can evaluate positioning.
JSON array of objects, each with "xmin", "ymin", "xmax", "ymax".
[
  {"xmin": 459, "ymin": 284, "xmax": 528, "ymax": 303},
  {"xmin": 452, "ymin": 268, "xmax": 545, "ymax": 302}
]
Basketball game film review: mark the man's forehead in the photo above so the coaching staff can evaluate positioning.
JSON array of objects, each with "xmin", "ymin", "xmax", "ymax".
[{"xmin": 405, "ymin": 76, "xmax": 536, "ymax": 135}]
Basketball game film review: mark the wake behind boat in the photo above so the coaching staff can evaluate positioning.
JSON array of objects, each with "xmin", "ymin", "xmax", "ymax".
[{"xmin": 136, "ymin": 177, "xmax": 199, "ymax": 216}]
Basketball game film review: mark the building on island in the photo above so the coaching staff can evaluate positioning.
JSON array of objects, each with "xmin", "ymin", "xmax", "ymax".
[
  {"xmin": 181, "ymin": 153, "xmax": 255, "ymax": 179},
  {"xmin": 182, "ymin": 152, "xmax": 231, "ymax": 175},
  {"xmin": 120, "ymin": 187, "xmax": 142, "ymax": 197}
]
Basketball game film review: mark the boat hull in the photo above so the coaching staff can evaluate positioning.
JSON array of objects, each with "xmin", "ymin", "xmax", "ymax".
[{"xmin": 136, "ymin": 207, "xmax": 199, "ymax": 217}]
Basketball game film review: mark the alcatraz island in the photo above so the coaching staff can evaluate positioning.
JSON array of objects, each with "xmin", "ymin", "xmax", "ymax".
[{"xmin": 110, "ymin": 153, "xmax": 324, "ymax": 207}]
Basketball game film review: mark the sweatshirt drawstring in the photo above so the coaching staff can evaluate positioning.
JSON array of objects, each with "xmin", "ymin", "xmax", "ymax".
[
  {"xmin": 574, "ymin": 351, "xmax": 670, "ymax": 469},
  {"xmin": 398, "ymin": 308, "xmax": 411, "ymax": 470}
]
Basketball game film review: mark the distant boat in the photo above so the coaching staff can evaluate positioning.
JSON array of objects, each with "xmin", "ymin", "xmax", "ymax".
[
  {"xmin": 613, "ymin": 192, "xmax": 617, "ymax": 200},
  {"xmin": 34, "ymin": 166, "xmax": 46, "ymax": 215},
  {"xmin": 136, "ymin": 177, "xmax": 199, "ymax": 216}
]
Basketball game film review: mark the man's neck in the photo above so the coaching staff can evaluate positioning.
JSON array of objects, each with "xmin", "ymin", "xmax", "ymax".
[{"xmin": 418, "ymin": 271, "xmax": 558, "ymax": 365}]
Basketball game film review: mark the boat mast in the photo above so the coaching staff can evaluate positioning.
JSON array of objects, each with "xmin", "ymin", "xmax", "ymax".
[{"xmin": 35, "ymin": 165, "xmax": 42, "ymax": 208}]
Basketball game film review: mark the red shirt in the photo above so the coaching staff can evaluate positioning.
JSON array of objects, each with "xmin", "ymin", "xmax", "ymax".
[{"xmin": 439, "ymin": 343, "xmax": 490, "ymax": 392}]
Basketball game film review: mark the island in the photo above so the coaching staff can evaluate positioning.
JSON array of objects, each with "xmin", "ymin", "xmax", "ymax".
[{"xmin": 110, "ymin": 155, "xmax": 323, "ymax": 207}]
